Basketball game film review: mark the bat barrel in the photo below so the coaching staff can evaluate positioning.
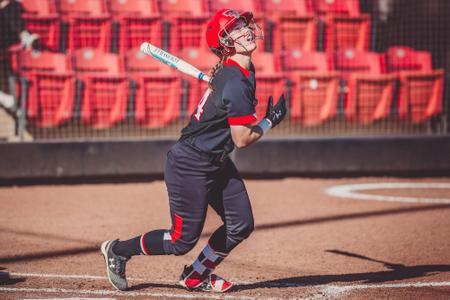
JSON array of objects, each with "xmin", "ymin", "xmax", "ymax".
[{"xmin": 140, "ymin": 42, "xmax": 210, "ymax": 83}]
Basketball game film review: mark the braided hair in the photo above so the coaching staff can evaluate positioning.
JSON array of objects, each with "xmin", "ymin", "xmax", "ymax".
[{"xmin": 208, "ymin": 55, "xmax": 227, "ymax": 91}]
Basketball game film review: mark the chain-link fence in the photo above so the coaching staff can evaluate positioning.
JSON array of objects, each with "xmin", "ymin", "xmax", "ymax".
[{"xmin": 0, "ymin": 0, "xmax": 448, "ymax": 141}]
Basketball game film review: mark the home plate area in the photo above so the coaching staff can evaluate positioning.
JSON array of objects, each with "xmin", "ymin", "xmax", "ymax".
[{"xmin": 1, "ymin": 178, "xmax": 449, "ymax": 299}]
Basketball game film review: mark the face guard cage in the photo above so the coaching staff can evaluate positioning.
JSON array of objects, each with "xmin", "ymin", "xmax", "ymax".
[{"xmin": 218, "ymin": 18, "xmax": 264, "ymax": 49}]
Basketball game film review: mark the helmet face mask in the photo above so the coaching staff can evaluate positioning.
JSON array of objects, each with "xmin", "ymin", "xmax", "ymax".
[
  {"xmin": 220, "ymin": 18, "xmax": 263, "ymax": 49},
  {"xmin": 206, "ymin": 9, "xmax": 264, "ymax": 57}
]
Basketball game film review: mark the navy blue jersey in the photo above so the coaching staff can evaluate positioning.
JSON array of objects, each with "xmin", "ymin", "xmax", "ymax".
[{"xmin": 180, "ymin": 58, "xmax": 258, "ymax": 154}]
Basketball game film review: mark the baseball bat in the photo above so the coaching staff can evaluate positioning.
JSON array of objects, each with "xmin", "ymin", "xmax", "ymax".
[{"xmin": 140, "ymin": 42, "xmax": 210, "ymax": 82}]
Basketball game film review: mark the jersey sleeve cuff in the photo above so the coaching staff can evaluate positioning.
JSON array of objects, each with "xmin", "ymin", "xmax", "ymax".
[{"xmin": 228, "ymin": 114, "xmax": 258, "ymax": 125}]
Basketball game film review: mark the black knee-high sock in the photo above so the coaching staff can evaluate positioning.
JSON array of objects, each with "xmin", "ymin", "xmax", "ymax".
[
  {"xmin": 113, "ymin": 229, "xmax": 167, "ymax": 257},
  {"xmin": 208, "ymin": 225, "xmax": 239, "ymax": 254}
]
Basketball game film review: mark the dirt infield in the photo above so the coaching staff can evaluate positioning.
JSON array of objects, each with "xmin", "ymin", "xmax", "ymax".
[{"xmin": 1, "ymin": 177, "xmax": 450, "ymax": 299}]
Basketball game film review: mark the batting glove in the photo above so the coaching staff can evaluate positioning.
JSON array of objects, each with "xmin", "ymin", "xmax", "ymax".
[{"xmin": 265, "ymin": 94, "xmax": 287, "ymax": 128}]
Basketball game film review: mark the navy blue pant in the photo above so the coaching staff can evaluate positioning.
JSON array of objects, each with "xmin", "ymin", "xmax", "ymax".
[{"xmin": 160, "ymin": 141, "xmax": 254, "ymax": 256}]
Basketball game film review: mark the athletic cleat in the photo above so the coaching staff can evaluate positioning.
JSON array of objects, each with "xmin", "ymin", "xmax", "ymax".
[
  {"xmin": 178, "ymin": 265, "xmax": 233, "ymax": 293},
  {"xmin": 179, "ymin": 265, "xmax": 206, "ymax": 289},
  {"xmin": 197, "ymin": 273, "xmax": 233, "ymax": 293},
  {"xmin": 101, "ymin": 239, "xmax": 130, "ymax": 291}
]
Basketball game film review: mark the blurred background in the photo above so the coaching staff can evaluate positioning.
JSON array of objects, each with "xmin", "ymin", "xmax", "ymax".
[{"xmin": 0, "ymin": 0, "xmax": 448, "ymax": 142}]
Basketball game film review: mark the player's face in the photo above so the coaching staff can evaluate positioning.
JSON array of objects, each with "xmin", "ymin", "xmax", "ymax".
[{"xmin": 229, "ymin": 19, "xmax": 257, "ymax": 54}]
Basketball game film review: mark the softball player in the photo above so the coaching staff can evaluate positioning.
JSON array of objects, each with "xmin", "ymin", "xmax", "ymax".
[{"xmin": 101, "ymin": 9, "xmax": 287, "ymax": 293}]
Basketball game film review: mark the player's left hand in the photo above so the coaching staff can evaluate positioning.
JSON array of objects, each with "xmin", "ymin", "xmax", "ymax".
[{"xmin": 265, "ymin": 94, "xmax": 287, "ymax": 128}]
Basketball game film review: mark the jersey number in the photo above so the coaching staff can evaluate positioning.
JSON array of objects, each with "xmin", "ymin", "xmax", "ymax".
[{"xmin": 194, "ymin": 88, "xmax": 212, "ymax": 122}]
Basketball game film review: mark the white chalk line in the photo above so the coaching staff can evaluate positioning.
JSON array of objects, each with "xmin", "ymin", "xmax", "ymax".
[
  {"xmin": 3, "ymin": 272, "xmax": 450, "ymax": 299},
  {"xmin": 2, "ymin": 282, "xmax": 450, "ymax": 300},
  {"xmin": 319, "ymin": 281, "xmax": 450, "ymax": 298},
  {"xmin": 326, "ymin": 182, "xmax": 450, "ymax": 204},
  {"xmin": 8, "ymin": 272, "xmax": 253, "ymax": 286},
  {"xmin": 23, "ymin": 298, "xmax": 115, "ymax": 300},
  {"xmin": 0, "ymin": 286, "xmax": 291, "ymax": 300}
]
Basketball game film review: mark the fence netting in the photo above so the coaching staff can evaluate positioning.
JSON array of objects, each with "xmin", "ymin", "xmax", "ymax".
[{"xmin": 0, "ymin": 0, "xmax": 448, "ymax": 141}]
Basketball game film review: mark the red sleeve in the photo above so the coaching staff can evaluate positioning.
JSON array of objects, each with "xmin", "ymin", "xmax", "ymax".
[{"xmin": 228, "ymin": 114, "xmax": 257, "ymax": 125}]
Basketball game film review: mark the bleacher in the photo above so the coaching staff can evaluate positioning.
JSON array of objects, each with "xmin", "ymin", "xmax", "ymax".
[{"xmin": 7, "ymin": 0, "xmax": 447, "ymax": 139}]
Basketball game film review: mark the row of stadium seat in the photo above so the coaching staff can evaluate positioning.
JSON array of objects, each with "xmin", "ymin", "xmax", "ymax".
[
  {"xmin": 22, "ymin": 0, "xmax": 369, "ymax": 52},
  {"xmin": 22, "ymin": 0, "xmax": 362, "ymax": 18},
  {"xmin": 10, "ymin": 46, "xmax": 444, "ymax": 128}
]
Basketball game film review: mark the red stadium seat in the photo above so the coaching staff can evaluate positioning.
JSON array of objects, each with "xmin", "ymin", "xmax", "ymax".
[
  {"xmin": 334, "ymin": 49, "xmax": 385, "ymax": 78},
  {"xmin": 15, "ymin": 51, "xmax": 75, "ymax": 127},
  {"xmin": 21, "ymin": 0, "xmax": 60, "ymax": 51},
  {"xmin": 251, "ymin": 50, "xmax": 286, "ymax": 120},
  {"xmin": 10, "ymin": 48, "xmax": 71, "ymax": 95},
  {"xmin": 271, "ymin": 15, "xmax": 317, "ymax": 51},
  {"xmin": 261, "ymin": 0, "xmax": 313, "ymax": 17},
  {"xmin": 73, "ymin": 49, "xmax": 129, "ymax": 129},
  {"xmin": 22, "ymin": 15, "xmax": 61, "ymax": 51},
  {"xmin": 59, "ymin": 0, "xmax": 111, "ymax": 51},
  {"xmin": 209, "ymin": 0, "xmax": 260, "ymax": 14},
  {"xmin": 58, "ymin": 0, "xmax": 108, "ymax": 16},
  {"xmin": 289, "ymin": 72, "xmax": 340, "ymax": 126},
  {"xmin": 110, "ymin": 0, "xmax": 161, "ymax": 53},
  {"xmin": 73, "ymin": 49, "xmax": 123, "ymax": 75},
  {"xmin": 178, "ymin": 48, "xmax": 219, "ymax": 116},
  {"xmin": 324, "ymin": 14, "xmax": 370, "ymax": 51},
  {"xmin": 178, "ymin": 47, "xmax": 218, "ymax": 73},
  {"xmin": 166, "ymin": 17, "xmax": 210, "ymax": 52},
  {"xmin": 21, "ymin": 0, "xmax": 56, "ymax": 16},
  {"xmin": 251, "ymin": 49, "xmax": 279, "ymax": 73},
  {"xmin": 124, "ymin": 48, "xmax": 173, "ymax": 74},
  {"xmin": 386, "ymin": 47, "xmax": 444, "ymax": 123},
  {"xmin": 160, "ymin": 0, "xmax": 209, "ymax": 17},
  {"xmin": 26, "ymin": 72, "xmax": 76, "ymax": 128},
  {"xmin": 64, "ymin": 17, "xmax": 112, "ymax": 52},
  {"xmin": 159, "ymin": 0, "xmax": 210, "ymax": 51},
  {"xmin": 386, "ymin": 46, "xmax": 432, "ymax": 72},
  {"xmin": 116, "ymin": 17, "xmax": 162, "ymax": 53},
  {"xmin": 16, "ymin": 50, "xmax": 72, "ymax": 74},
  {"xmin": 109, "ymin": 0, "xmax": 159, "ymax": 17},
  {"xmin": 278, "ymin": 49, "xmax": 339, "ymax": 125},
  {"xmin": 334, "ymin": 49, "xmax": 397, "ymax": 124},
  {"xmin": 397, "ymin": 71, "xmax": 444, "ymax": 123},
  {"xmin": 278, "ymin": 49, "xmax": 333, "ymax": 72},
  {"xmin": 254, "ymin": 75, "xmax": 286, "ymax": 120},
  {"xmin": 134, "ymin": 76, "xmax": 182, "ymax": 128},
  {"xmin": 124, "ymin": 48, "xmax": 182, "ymax": 127},
  {"xmin": 314, "ymin": 0, "xmax": 361, "ymax": 16}
]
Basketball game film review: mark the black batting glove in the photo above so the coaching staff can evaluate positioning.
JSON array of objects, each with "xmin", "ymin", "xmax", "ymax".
[
  {"xmin": 264, "ymin": 94, "xmax": 287, "ymax": 128},
  {"xmin": 265, "ymin": 96, "xmax": 274, "ymax": 119}
]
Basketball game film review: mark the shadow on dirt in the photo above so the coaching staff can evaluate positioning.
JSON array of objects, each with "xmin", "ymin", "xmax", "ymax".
[
  {"xmin": 202, "ymin": 204, "xmax": 450, "ymax": 237},
  {"xmin": 0, "ymin": 271, "xmax": 26, "ymax": 286},
  {"xmin": 0, "ymin": 246, "xmax": 99, "ymax": 263},
  {"xmin": 127, "ymin": 282, "xmax": 185, "ymax": 292},
  {"xmin": 0, "ymin": 226, "xmax": 98, "ymax": 245},
  {"xmin": 232, "ymin": 250, "xmax": 450, "ymax": 291},
  {"xmin": 2, "ymin": 205, "xmax": 449, "ymax": 263}
]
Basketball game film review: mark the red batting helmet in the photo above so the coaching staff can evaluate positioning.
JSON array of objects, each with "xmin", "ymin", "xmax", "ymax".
[{"xmin": 206, "ymin": 9, "xmax": 262, "ymax": 57}]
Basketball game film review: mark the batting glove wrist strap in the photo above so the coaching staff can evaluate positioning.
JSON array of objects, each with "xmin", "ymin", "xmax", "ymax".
[{"xmin": 257, "ymin": 118, "xmax": 272, "ymax": 134}]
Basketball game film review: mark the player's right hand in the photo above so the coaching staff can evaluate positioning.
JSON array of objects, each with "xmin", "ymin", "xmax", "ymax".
[{"xmin": 265, "ymin": 94, "xmax": 287, "ymax": 128}]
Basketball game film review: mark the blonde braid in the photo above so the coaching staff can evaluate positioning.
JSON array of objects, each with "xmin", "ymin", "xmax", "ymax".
[{"xmin": 208, "ymin": 55, "xmax": 227, "ymax": 91}]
